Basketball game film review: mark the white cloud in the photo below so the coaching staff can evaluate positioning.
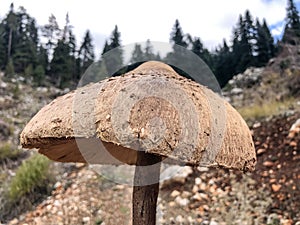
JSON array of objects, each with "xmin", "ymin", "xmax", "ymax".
[{"xmin": 0, "ymin": 0, "xmax": 290, "ymax": 53}]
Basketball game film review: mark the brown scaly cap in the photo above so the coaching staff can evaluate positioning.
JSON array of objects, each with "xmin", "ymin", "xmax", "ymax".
[{"xmin": 20, "ymin": 61, "xmax": 256, "ymax": 171}]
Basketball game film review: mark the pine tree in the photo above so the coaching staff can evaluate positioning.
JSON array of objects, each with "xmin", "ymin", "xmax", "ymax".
[
  {"xmin": 283, "ymin": 0, "xmax": 300, "ymax": 44},
  {"xmin": 214, "ymin": 39, "xmax": 235, "ymax": 87},
  {"xmin": 144, "ymin": 39, "xmax": 156, "ymax": 61},
  {"xmin": 130, "ymin": 40, "xmax": 157, "ymax": 64},
  {"xmin": 0, "ymin": 22, "xmax": 6, "ymax": 70},
  {"xmin": 255, "ymin": 19, "xmax": 276, "ymax": 66},
  {"xmin": 37, "ymin": 45, "xmax": 48, "ymax": 74},
  {"xmin": 170, "ymin": 19, "xmax": 187, "ymax": 48},
  {"xmin": 78, "ymin": 30, "xmax": 95, "ymax": 76},
  {"xmin": 167, "ymin": 19, "xmax": 188, "ymax": 67},
  {"xmin": 50, "ymin": 39, "xmax": 72, "ymax": 87},
  {"xmin": 101, "ymin": 25, "xmax": 123, "ymax": 75},
  {"xmin": 231, "ymin": 11, "xmax": 256, "ymax": 74},
  {"xmin": 6, "ymin": 3, "xmax": 17, "ymax": 61},
  {"xmin": 42, "ymin": 14, "xmax": 61, "ymax": 60},
  {"xmin": 190, "ymin": 37, "xmax": 213, "ymax": 67},
  {"xmin": 239, "ymin": 10, "xmax": 255, "ymax": 71},
  {"xmin": 130, "ymin": 43, "xmax": 145, "ymax": 63},
  {"xmin": 13, "ymin": 7, "xmax": 39, "ymax": 73},
  {"xmin": 286, "ymin": 0, "xmax": 300, "ymax": 30},
  {"xmin": 62, "ymin": 13, "xmax": 77, "ymax": 81}
]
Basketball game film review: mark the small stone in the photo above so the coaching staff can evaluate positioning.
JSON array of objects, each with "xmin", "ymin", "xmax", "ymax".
[
  {"xmin": 267, "ymin": 213, "xmax": 280, "ymax": 225},
  {"xmin": 252, "ymin": 122, "xmax": 261, "ymax": 128},
  {"xmin": 161, "ymin": 166, "xmax": 193, "ymax": 187},
  {"xmin": 175, "ymin": 196, "xmax": 190, "ymax": 206},
  {"xmin": 82, "ymin": 217, "xmax": 90, "ymax": 224},
  {"xmin": 263, "ymin": 161, "xmax": 274, "ymax": 167},
  {"xmin": 181, "ymin": 191, "xmax": 191, "ymax": 198},
  {"xmin": 289, "ymin": 141, "xmax": 297, "ymax": 147},
  {"xmin": 175, "ymin": 215, "xmax": 185, "ymax": 223},
  {"xmin": 54, "ymin": 181, "xmax": 62, "ymax": 190},
  {"xmin": 281, "ymin": 219, "xmax": 293, "ymax": 225},
  {"xmin": 269, "ymin": 179, "xmax": 276, "ymax": 183},
  {"xmin": 257, "ymin": 148, "xmax": 266, "ymax": 155},
  {"xmin": 197, "ymin": 166, "xmax": 209, "ymax": 172},
  {"xmin": 192, "ymin": 185, "xmax": 199, "ymax": 193},
  {"xmin": 75, "ymin": 163, "xmax": 85, "ymax": 168},
  {"xmin": 9, "ymin": 218, "xmax": 19, "ymax": 225},
  {"xmin": 195, "ymin": 177, "xmax": 202, "ymax": 185},
  {"xmin": 169, "ymin": 201, "xmax": 176, "ymax": 207},
  {"xmin": 271, "ymin": 184, "xmax": 282, "ymax": 192},
  {"xmin": 187, "ymin": 216, "xmax": 195, "ymax": 223},
  {"xmin": 170, "ymin": 190, "xmax": 180, "ymax": 198},
  {"xmin": 210, "ymin": 220, "xmax": 219, "ymax": 225},
  {"xmin": 192, "ymin": 193, "xmax": 203, "ymax": 201},
  {"xmin": 46, "ymin": 204, "xmax": 52, "ymax": 210}
]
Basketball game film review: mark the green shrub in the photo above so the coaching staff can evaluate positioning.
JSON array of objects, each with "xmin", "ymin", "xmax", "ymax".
[
  {"xmin": 5, "ymin": 58, "xmax": 15, "ymax": 77},
  {"xmin": 8, "ymin": 154, "xmax": 53, "ymax": 201},
  {"xmin": 33, "ymin": 65, "xmax": 45, "ymax": 86},
  {"xmin": 0, "ymin": 154, "xmax": 54, "ymax": 222},
  {"xmin": 0, "ymin": 143, "xmax": 22, "ymax": 163}
]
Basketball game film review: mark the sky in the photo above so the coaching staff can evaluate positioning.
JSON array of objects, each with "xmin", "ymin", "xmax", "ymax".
[{"xmin": 0, "ymin": 0, "xmax": 299, "ymax": 56}]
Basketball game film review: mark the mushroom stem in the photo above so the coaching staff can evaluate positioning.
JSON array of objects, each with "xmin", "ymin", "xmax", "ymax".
[{"xmin": 133, "ymin": 151, "xmax": 162, "ymax": 225}]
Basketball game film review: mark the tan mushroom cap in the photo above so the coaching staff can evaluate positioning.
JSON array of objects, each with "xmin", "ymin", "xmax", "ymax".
[{"xmin": 20, "ymin": 61, "xmax": 256, "ymax": 171}]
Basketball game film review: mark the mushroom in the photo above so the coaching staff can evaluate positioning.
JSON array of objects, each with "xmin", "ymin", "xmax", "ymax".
[{"xmin": 20, "ymin": 61, "xmax": 256, "ymax": 225}]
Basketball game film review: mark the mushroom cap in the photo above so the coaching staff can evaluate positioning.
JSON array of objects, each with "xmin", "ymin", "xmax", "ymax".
[{"xmin": 20, "ymin": 61, "xmax": 256, "ymax": 171}]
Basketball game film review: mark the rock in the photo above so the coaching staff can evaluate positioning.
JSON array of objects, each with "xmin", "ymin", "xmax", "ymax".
[
  {"xmin": 170, "ymin": 190, "xmax": 181, "ymax": 198},
  {"xmin": 181, "ymin": 191, "xmax": 191, "ymax": 198},
  {"xmin": 227, "ymin": 67, "xmax": 263, "ymax": 90},
  {"xmin": 82, "ymin": 217, "xmax": 90, "ymax": 224},
  {"xmin": 161, "ymin": 166, "xmax": 193, "ymax": 187},
  {"xmin": 175, "ymin": 196, "xmax": 190, "ymax": 206},
  {"xmin": 257, "ymin": 148, "xmax": 266, "ymax": 155},
  {"xmin": 271, "ymin": 184, "xmax": 282, "ymax": 192},
  {"xmin": 288, "ymin": 118, "xmax": 300, "ymax": 138},
  {"xmin": 53, "ymin": 181, "xmax": 62, "ymax": 190},
  {"xmin": 192, "ymin": 185, "xmax": 198, "ymax": 193},
  {"xmin": 263, "ymin": 161, "xmax": 274, "ymax": 167},
  {"xmin": 175, "ymin": 215, "xmax": 185, "ymax": 223},
  {"xmin": 192, "ymin": 193, "xmax": 203, "ymax": 201},
  {"xmin": 267, "ymin": 213, "xmax": 280, "ymax": 225},
  {"xmin": 195, "ymin": 177, "xmax": 202, "ymax": 185},
  {"xmin": 289, "ymin": 141, "xmax": 297, "ymax": 147},
  {"xmin": 169, "ymin": 201, "xmax": 176, "ymax": 207},
  {"xmin": 281, "ymin": 219, "xmax": 293, "ymax": 225},
  {"xmin": 9, "ymin": 218, "xmax": 19, "ymax": 225},
  {"xmin": 0, "ymin": 80, "xmax": 7, "ymax": 89},
  {"xmin": 230, "ymin": 88, "xmax": 243, "ymax": 95},
  {"xmin": 253, "ymin": 122, "xmax": 261, "ymax": 128},
  {"xmin": 209, "ymin": 220, "xmax": 219, "ymax": 225},
  {"xmin": 197, "ymin": 166, "xmax": 209, "ymax": 172}
]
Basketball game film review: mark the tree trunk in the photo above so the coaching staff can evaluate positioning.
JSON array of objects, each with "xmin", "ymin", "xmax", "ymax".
[
  {"xmin": 8, "ymin": 28, "xmax": 12, "ymax": 59},
  {"xmin": 132, "ymin": 151, "xmax": 161, "ymax": 225}
]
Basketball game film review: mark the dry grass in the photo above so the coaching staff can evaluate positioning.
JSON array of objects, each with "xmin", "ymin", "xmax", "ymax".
[{"xmin": 237, "ymin": 98, "xmax": 297, "ymax": 121}]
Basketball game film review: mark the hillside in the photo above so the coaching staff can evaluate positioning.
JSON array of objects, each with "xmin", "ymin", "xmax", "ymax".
[{"xmin": 0, "ymin": 43, "xmax": 300, "ymax": 224}]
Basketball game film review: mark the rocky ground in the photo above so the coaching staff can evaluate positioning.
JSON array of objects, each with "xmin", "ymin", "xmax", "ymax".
[{"xmin": 3, "ymin": 111, "xmax": 299, "ymax": 225}]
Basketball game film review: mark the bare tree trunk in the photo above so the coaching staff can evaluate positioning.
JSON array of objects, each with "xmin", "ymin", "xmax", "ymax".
[
  {"xmin": 8, "ymin": 28, "xmax": 12, "ymax": 59},
  {"xmin": 132, "ymin": 151, "xmax": 161, "ymax": 225}
]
